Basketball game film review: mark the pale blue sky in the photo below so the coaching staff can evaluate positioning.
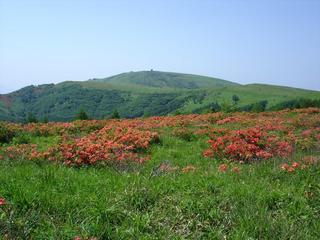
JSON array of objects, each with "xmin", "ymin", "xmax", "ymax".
[{"xmin": 0, "ymin": 0, "xmax": 319, "ymax": 93}]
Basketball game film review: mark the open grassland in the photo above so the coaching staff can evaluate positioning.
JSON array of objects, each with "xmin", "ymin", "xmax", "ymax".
[{"xmin": 0, "ymin": 108, "xmax": 320, "ymax": 239}]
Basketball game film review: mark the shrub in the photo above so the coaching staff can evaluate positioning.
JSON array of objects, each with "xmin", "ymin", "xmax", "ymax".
[
  {"xmin": 111, "ymin": 110, "xmax": 120, "ymax": 119},
  {"xmin": 12, "ymin": 133, "xmax": 31, "ymax": 145},
  {"xmin": 27, "ymin": 113, "xmax": 38, "ymax": 123},
  {"xmin": 232, "ymin": 94, "xmax": 240, "ymax": 104},
  {"xmin": 76, "ymin": 109, "xmax": 89, "ymax": 120},
  {"xmin": 270, "ymin": 98, "xmax": 320, "ymax": 111},
  {"xmin": 203, "ymin": 127, "xmax": 294, "ymax": 162},
  {"xmin": 0, "ymin": 123, "xmax": 16, "ymax": 143},
  {"xmin": 173, "ymin": 128, "xmax": 195, "ymax": 141}
]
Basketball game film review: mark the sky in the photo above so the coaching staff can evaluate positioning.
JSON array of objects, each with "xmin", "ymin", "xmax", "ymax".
[{"xmin": 0, "ymin": 0, "xmax": 319, "ymax": 93}]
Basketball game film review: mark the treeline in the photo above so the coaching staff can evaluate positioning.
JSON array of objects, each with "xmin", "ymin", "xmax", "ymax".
[
  {"xmin": 269, "ymin": 98, "xmax": 320, "ymax": 111},
  {"xmin": 193, "ymin": 98, "xmax": 320, "ymax": 114},
  {"xmin": 16, "ymin": 97, "xmax": 320, "ymax": 123},
  {"xmin": 25, "ymin": 109, "xmax": 122, "ymax": 123}
]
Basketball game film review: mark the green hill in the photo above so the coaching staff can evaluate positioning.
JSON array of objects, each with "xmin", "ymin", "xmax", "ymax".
[
  {"xmin": 0, "ymin": 70, "xmax": 319, "ymax": 122},
  {"xmin": 92, "ymin": 70, "xmax": 238, "ymax": 89}
]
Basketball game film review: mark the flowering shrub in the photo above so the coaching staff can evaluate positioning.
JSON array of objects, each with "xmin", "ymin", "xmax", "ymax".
[
  {"xmin": 1, "ymin": 107, "xmax": 319, "ymax": 166},
  {"xmin": 0, "ymin": 122, "xmax": 20, "ymax": 143},
  {"xmin": 204, "ymin": 127, "xmax": 294, "ymax": 162},
  {"xmin": 58, "ymin": 126, "xmax": 159, "ymax": 166},
  {"xmin": 203, "ymin": 108, "xmax": 320, "ymax": 162}
]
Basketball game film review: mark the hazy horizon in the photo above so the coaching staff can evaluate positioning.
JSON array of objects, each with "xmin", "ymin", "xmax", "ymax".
[{"xmin": 1, "ymin": 0, "xmax": 320, "ymax": 93}]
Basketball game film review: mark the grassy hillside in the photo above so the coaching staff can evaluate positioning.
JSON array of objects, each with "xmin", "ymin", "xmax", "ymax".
[
  {"xmin": 0, "ymin": 109, "xmax": 319, "ymax": 238},
  {"xmin": 0, "ymin": 70, "xmax": 319, "ymax": 122},
  {"xmin": 179, "ymin": 84, "xmax": 320, "ymax": 113},
  {"xmin": 93, "ymin": 70, "xmax": 238, "ymax": 89}
]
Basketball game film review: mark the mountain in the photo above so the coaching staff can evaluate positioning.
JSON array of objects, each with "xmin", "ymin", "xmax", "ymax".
[
  {"xmin": 92, "ymin": 70, "xmax": 238, "ymax": 89},
  {"xmin": 0, "ymin": 70, "xmax": 319, "ymax": 122}
]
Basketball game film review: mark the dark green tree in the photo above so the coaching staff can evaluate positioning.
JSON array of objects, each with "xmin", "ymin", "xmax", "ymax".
[
  {"xmin": 221, "ymin": 101, "xmax": 234, "ymax": 113},
  {"xmin": 111, "ymin": 110, "xmax": 120, "ymax": 119},
  {"xmin": 232, "ymin": 94, "xmax": 240, "ymax": 105},
  {"xmin": 172, "ymin": 110, "xmax": 182, "ymax": 116},
  {"xmin": 42, "ymin": 116, "xmax": 49, "ymax": 123},
  {"xmin": 210, "ymin": 102, "xmax": 222, "ymax": 112},
  {"xmin": 27, "ymin": 113, "xmax": 38, "ymax": 123},
  {"xmin": 252, "ymin": 100, "xmax": 268, "ymax": 112},
  {"xmin": 143, "ymin": 111, "xmax": 151, "ymax": 118},
  {"xmin": 76, "ymin": 109, "xmax": 89, "ymax": 120}
]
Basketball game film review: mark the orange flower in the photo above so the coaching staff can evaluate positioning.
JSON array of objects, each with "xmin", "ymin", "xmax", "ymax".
[
  {"xmin": 218, "ymin": 164, "xmax": 228, "ymax": 172},
  {"xmin": 203, "ymin": 150, "xmax": 213, "ymax": 158},
  {"xmin": 280, "ymin": 163, "xmax": 290, "ymax": 171},
  {"xmin": 0, "ymin": 198, "xmax": 6, "ymax": 206},
  {"xmin": 287, "ymin": 167, "xmax": 295, "ymax": 173},
  {"xmin": 232, "ymin": 166, "xmax": 241, "ymax": 173},
  {"xmin": 292, "ymin": 162, "xmax": 299, "ymax": 169}
]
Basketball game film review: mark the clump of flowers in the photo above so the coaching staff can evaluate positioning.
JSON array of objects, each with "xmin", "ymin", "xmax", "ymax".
[
  {"xmin": 218, "ymin": 163, "xmax": 241, "ymax": 173},
  {"xmin": 1, "ymin": 107, "xmax": 319, "ymax": 169},
  {"xmin": 280, "ymin": 162, "xmax": 304, "ymax": 173},
  {"xmin": 204, "ymin": 127, "xmax": 294, "ymax": 162},
  {"xmin": 58, "ymin": 126, "xmax": 159, "ymax": 166}
]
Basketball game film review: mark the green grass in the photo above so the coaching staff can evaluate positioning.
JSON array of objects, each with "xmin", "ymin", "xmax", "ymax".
[
  {"xmin": 1, "ymin": 134, "xmax": 319, "ymax": 239},
  {"xmin": 93, "ymin": 70, "xmax": 238, "ymax": 89},
  {"xmin": 179, "ymin": 84, "xmax": 320, "ymax": 113}
]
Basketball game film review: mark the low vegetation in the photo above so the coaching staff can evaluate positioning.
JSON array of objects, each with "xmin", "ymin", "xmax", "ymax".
[{"xmin": 0, "ymin": 108, "xmax": 319, "ymax": 239}]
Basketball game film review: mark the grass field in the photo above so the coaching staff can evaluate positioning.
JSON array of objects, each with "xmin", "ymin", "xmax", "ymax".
[{"xmin": 0, "ymin": 109, "xmax": 320, "ymax": 239}]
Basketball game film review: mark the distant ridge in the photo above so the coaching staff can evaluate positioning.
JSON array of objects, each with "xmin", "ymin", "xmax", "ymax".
[{"xmin": 92, "ymin": 70, "xmax": 239, "ymax": 89}]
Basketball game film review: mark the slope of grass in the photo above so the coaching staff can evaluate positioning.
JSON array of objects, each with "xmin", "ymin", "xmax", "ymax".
[
  {"xmin": 179, "ymin": 84, "xmax": 320, "ymax": 113},
  {"xmin": 94, "ymin": 70, "xmax": 238, "ymax": 89},
  {"xmin": 1, "ymin": 133, "xmax": 319, "ymax": 239}
]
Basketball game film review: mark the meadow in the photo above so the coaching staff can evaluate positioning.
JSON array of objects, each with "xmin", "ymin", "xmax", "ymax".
[{"xmin": 0, "ymin": 108, "xmax": 320, "ymax": 239}]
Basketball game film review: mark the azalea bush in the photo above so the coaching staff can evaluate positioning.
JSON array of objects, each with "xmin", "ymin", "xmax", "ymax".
[
  {"xmin": 0, "ymin": 122, "xmax": 19, "ymax": 143},
  {"xmin": 1, "ymin": 107, "xmax": 319, "ymax": 166},
  {"xmin": 203, "ymin": 108, "xmax": 320, "ymax": 162},
  {"xmin": 203, "ymin": 127, "xmax": 294, "ymax": 162},
  {"xmin": 59, "ymin": 126, "xmax": 159, "ymax": 166}
]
